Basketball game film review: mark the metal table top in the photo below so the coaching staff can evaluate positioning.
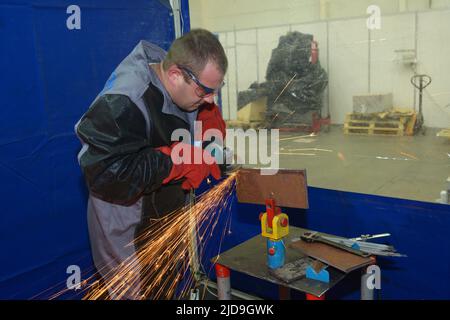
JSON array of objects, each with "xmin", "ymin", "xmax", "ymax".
[{"xmin": 213, "ymin": 226, "xmax": 347, "ymax": 298}]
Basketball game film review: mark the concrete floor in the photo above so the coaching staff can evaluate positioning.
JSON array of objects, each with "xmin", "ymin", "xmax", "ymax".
[{"xmin": 239, "ymin": 125, "xmax": 450, "ymax": 203}]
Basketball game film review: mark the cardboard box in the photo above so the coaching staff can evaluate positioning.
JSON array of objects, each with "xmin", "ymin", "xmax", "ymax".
[{"xmin": 353, "ymin": 93, "xmax": 393, "ymax": 113}]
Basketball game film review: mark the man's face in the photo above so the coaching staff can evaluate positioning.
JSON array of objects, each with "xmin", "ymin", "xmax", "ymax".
[{"xmin": 174, "ymin": 61, "xmax": 224, "ymax": 112}]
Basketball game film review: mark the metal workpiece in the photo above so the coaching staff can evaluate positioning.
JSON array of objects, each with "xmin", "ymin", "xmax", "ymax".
[
  {"xmin": 301, "ymin": 232, "xmax": 371, "ymax": 258},
  {"xmin": 321, "ymin": 235, "xmax": 406, "ymax": 257},
  {"xmin": 236, "ymin": 168, "xmax": 308, "ymax": 209},
  {"xmin": 351, "ymin": 233, "xmax": 391, "ymax": 241}
]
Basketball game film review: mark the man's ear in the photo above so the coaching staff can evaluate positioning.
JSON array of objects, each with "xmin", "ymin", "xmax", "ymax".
[{"xmin": 166, "ymin": 65, "xmax": 183, "ymax": 87}]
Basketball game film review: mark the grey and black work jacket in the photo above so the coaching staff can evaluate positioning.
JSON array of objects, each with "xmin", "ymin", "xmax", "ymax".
[{"xmin": 74, "ymin": 41, "xmax": 198, "ymax": 285}]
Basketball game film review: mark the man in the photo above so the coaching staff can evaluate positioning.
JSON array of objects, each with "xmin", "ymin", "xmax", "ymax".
[{"xmin": 75, "ymin": 29, "xmax": 228, "ymax": 299}]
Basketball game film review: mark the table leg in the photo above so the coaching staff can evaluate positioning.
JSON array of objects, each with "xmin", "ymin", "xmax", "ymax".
[{"xmin": 278, "ymin": 285, "xmax": 291, "ymax": 300}]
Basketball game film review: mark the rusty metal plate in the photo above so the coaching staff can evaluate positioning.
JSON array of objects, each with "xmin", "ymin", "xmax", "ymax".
[
  {"xmin": 236, "ymin": 168, "xmax": 308, "ymax": 209},
  {"xmin": 289, "ymin": 240, "xmax": 374, "ymax": 273}
]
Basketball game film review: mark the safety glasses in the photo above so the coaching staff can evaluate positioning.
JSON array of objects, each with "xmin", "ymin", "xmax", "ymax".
[{"xmin": 177, "ymin": 65, "xmax": 225, "ymax": 98}]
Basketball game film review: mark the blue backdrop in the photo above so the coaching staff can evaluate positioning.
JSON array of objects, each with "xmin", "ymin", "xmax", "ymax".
[
  {"xmin": 1, "ymin": 0, "xmax": 449, "ymax": 300},
  {"xmin": 0, "ymin": 0, "xmax": 190, "ymax": 299}
]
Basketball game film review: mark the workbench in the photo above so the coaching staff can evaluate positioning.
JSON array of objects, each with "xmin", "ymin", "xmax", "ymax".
[{"xmin": 213, "ymin": 226, "xmax": 353, "ymax": 299}]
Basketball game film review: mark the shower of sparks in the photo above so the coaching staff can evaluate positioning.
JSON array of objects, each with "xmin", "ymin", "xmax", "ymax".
[
  {"xmin": 278, "ymin": 133, "xmax": 317, "ymax": 141},
  {"xmin": 399, "ymin": 151, "xmax": 419, "ymax": 160},
  {"xmin": 266, "ymin": 73, "xmax": 298, "ymax": 128},
  {"xmin": 47, "ymin": 172, "xmax": 238, "ymax": 300},
  {"xmin": 276, "ymin": 147, "xmax": 333, "ymax": 156},
  {"xmin": 275, "ymin": 152, "xmax": 316, "ymax": 156},
  {"xmin": 273, "ymin": 73, "xmax": 297, "ymax": 105},
  {"xmin": 288, "ymin": 148, "xmax": 332, "ymax": 152}
]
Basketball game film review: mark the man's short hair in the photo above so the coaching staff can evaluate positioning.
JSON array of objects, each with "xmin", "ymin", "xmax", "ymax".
[{"xmin": 163, "ymin": 28, "xmax": 228, "ymax": 77}]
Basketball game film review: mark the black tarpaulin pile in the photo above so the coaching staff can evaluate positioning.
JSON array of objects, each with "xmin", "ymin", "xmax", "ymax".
[{"xmin": 237, "ymin": 31, "xmax": 328, "ymax": 128}]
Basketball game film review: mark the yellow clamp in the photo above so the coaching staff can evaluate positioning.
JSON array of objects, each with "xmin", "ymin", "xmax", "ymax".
[{"xmin": 260, "ymin": 212, "xmax": 289, "ymax": 240}]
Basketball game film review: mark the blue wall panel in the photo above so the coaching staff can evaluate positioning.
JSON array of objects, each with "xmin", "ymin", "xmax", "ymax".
[
  {"xmin": 0, "ymin": 0, "xmax": 181, "ymax": 299},
  {"xmin": 304, "ymin": 188, "xmax": 450, "ymax": 299}
]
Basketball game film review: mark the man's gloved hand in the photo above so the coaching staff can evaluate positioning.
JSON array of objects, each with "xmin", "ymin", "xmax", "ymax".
[
  {"xmin": 197, "ymin": 103, "xmax": 226, "ymax": 141},
  {"xmin": 157, "ymin": 142, "xmax": 221, "ymax": 190}
]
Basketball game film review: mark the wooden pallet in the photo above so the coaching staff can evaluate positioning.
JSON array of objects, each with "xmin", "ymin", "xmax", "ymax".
[
  {"xmin": 437, "ymin": 129, "xmax": 450, "ymax": 139},
  {"xmin": 225, "ymin": 120, "xmax": 263, "ymax": 130},
  {"xmin": 344, "ymin": 113, "xmax": 414, "ymax": 136}
]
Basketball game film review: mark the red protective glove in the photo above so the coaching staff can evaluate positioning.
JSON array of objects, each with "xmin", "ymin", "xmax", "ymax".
[
  {"xmin": 157, "ymin": 142, "xmax": 221, "ymax": 190},
  {"xmin": 197, "ymin": 103, "xmax": 226, "ymax": 142}
]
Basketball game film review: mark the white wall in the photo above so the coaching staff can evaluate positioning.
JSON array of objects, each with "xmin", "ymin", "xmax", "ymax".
[
  {"xmin": 189, "ymin": 0, "xmax": 444, "ymax": 30},
  {"xmin": 327, "ymin": 10, "xmax": 450, "ymax": 127},
  {"xmin": 370, "ymin": 14, "xmax": 416, "ymax": 110},
  {"xmin": 327, "ymin": 0, "xmax": 399, "ymax": 18},
  {"xmin": 189, "ymin": 0, "xmax": 320, "ymax": 31},
  {"xmin": 417, "ymin": 10, "xmax": 450, "ymax": 128},
  {"xmin": 189, "ymin": 1, "xmax": 450, "ymax": 127},
  {"xmin": 328, "ymin": 18, "xmax": 369, "ymax": 123}
]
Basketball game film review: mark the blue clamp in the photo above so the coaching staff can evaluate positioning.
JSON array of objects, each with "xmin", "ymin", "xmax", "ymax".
[{"xmin": 306, "ymin": 264, "xmax": 330, "ymax": 283}]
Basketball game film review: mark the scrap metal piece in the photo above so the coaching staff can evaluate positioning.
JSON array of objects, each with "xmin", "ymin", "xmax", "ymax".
[
  {"xmin": 322, "ymin": 235, "xmax": 407, "ymax": 257},
  {"xmin": 301, "ymin": 232, "xmax": 371, "ymax": 258},
  {"xmin": 350, "ymin": 233, "xmax": 391, "ymax": 241},
  {"xmin": 289, "ymin": 238, "xmax": 374, "ymax": 273},
  {"xmin": 269, "ymin": 256, "xmax": 315, "ymax": 284},
  {"xmin": 236, "ymin": 168, "xmax": 308, "ymax": 209}
]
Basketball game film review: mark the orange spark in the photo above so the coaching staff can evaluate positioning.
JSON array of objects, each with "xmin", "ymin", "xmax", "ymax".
[{"xmin": 78, "ymin": 172, "xmax": 239, "ymax": 300}]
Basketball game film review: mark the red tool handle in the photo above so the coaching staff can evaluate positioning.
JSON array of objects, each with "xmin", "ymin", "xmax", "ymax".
[{"xmin": 265, "ymin": 199, "xmax": 281, "ymax": 229}]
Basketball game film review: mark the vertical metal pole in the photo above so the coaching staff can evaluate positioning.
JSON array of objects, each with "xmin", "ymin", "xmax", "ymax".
[
  {"xmin": 361, "ymin": 258, "xmax": 378, "ymax": 300},
  {"xmin": 444, "ymin": 177, "xmax": 450, "ymax": 204},
  {"xmin": 278, "ymin": 286, "xmax": 291, "ymax": 300},
  {"xmin": 320, "ymin": 0, "xmax": 328, "ymax": 19},
  {"xmin": 326, "ymin": 20, "xmax": 330, "ymax": 117},
  {"xmin": 170, "ymin": 0, "xmax": 182, "ymax": 38},
  {"xmin": 368, "ymin": 28, "xmax": 371, "ymax": 94},
  {"xmin": 306, "ymin": 293, "xmax": 325, "ymax": 300},
  {"xmin": 233, "ymin": 26, "xmax": 239, "ymax": 121},
  {"xmin": 188, "ymin": 189, "xmax": 200, "ymax": 281},
  {"xmin": 413, "ymin": 12, "xmax": 419, "ymax": 111},
  {"xmin": 225, "ymin": 32, "xmax": 231, "ymax": 121},
  {"xmin": 361, "ymin": 267, "xmax": 375, "ymax": 300},
  {"xmin": 255, "ymin": 28, "xmax": 260, "ymax": 83},
  {"xmin": 215, "ymin": 264, "xmax": 231, "ymax": 300}
]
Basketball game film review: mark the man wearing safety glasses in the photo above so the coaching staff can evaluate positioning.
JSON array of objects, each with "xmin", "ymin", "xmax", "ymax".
[
  {"xmin": 176, "ymin": 64, "xmax": 225, "ymax": 109},
  {"xmin": 75, "ymin": 29, "xmax": 228, "ymax": 299}
]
